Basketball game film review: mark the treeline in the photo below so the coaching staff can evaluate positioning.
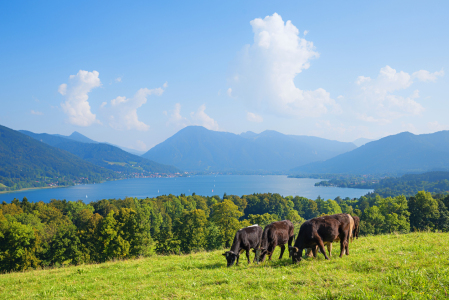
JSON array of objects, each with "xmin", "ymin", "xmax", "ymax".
[
  {"xmin": 313, "ymin": 171, "xmax": 449, "ymax": 197},
  {"xmin": 1, "ymin": 191, "xmax": 449, "ymax": 273}
]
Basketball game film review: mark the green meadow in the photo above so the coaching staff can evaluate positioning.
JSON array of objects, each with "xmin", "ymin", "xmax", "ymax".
[{"xmin": 1, "ymin": 232, "xmax": 448, "ymax": 299}]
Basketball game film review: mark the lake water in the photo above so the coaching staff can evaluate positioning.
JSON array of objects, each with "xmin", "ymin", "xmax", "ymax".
[{"xmin": 0, "ymin": 175, "xmax": 373, "ymax": 203}]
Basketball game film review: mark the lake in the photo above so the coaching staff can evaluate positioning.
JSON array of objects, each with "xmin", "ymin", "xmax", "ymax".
[{"xmin": 0, "ymin": 175, "xmax": 373, "ymax": 203}]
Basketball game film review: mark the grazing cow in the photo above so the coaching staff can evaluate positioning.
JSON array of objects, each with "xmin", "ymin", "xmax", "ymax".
[
  {"xmin": 257, "ymin": 220, "xmax": 295, "ymax": 262},
  {"xmin": 304, "ymin": 213, "xmax": 354, "ymax": 257},
  {"xmin": 352, "ymin": 215, "xmax": 360, "ymax": 241},
  {"xmin": 222, "ymin": 225, "xmax": 263, "ymax": 267},
  {"xmin": 289, "ymin": 215, "xmax": 351, "ymax": 263}
]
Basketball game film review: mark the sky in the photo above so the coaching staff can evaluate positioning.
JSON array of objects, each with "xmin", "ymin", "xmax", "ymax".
[{"xmin": 1, "ymin": 0, "xmax": 448, "ymax": 152}]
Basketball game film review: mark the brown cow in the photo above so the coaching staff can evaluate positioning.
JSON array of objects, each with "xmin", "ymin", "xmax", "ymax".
[
  {"xmin": 305, "ymin": 213, "xmax": 354, "ymax": 257},
  {"xmin": 222, "ymin": 225, "xmax": 263, "ymax": 267},
  {"xmin": 289, "ymin": 215, "xmax": 351, "ymax": 263},
  {"xmin": 257, "ymin": 220, "xmax": 295, "ymax": 262}
]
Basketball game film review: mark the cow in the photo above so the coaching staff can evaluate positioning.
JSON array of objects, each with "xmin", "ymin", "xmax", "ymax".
[
  {"xmin": 352, "ymin": 215, "xmax": 360, "ymax": 241},
  {"xmin": 289, "ymin": 215, "xmax": 351, "ymax": 263},
  {"xmin": 304, "ymin": 213, "xmax": 354, "ymax": 257},
  {"xmin": 222, "ymin": 224, "xmax": 263, "ymax": 267},
  {"xmin": 257, "ymin": 220, "xmax": 295, "ymax": 263}
]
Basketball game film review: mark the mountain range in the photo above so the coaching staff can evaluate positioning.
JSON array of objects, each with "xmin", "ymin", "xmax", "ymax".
[
  {"xmin": 292, "ymin": 131, "xmax": 449, "ymax": 174},
  {"xmin": 19, "ymin": 130, "xmax": 179, "ymax": 175},
  {"xmin": 142, "ymin": 126, "xmax": 357, "ymax": 172},
  {"xmin": 0, "ymin": 125, "xmax": 117, "ymax": 191}
]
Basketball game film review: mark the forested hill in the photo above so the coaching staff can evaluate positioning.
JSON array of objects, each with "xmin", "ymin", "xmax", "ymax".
[
  {"xmin": 292, "ymin": 131, "xmax": 449, "ymax": 174},
  {"xmin": 0, "ymin": 125, "xmax": 117, "ymax": 191},
  {"xmin": 20, "ymin": 130, "xmax": 180, "ymax": 175},
  {"xmin": 142, "ymin": 126, "xmax": 356, "ymax": 172}
]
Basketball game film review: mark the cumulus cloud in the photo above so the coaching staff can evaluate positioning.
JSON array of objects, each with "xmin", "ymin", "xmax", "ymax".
[
  {"xmin": 247, "ymin": 112, "xmax": 263, "ymax": 122},
  {"xmin": 100, "ymin": 101, "xmax": 107, "ymax": 108},
  {"xmin": 59, "ymin": 70, "xmax": 101, "ymax": 126},
  {"xmin": 108, "ymin": 84, "xmax": 166, "ymax": 131},
  {"xmin": 115, "ymin": 77, "xmax": 122, "ymax": 82},
  {"xmin": 167, "ymin": 103, "xmax": 189, "ymax": 128},
  {"xmin": 30, "ymin": 110, "xmax": 43, "ymax": 115},
  {"xmin": 190, "ymin": 104, "xmax": 219, "ymax": 130},
  {"xmin": 412, "ymin": 69, "xmax": 444, "ymax": 82},
  {"xmin": 353, "ymin": 65, "xmax": 443, "ymax": 123},
  {"xmin": 229, "ymin": 13, "xmax": 339, "ymax": 118},
  {"xmin": 227, "ymin": 88, "xmax": 233, "ymax": 97}
]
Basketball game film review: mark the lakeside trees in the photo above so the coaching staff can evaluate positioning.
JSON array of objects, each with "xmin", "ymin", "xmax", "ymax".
[{"xmin": 1, "ymin": 191, "xmax": 449, "ymax": 273}]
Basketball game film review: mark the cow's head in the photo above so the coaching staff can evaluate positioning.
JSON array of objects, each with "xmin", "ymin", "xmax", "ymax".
[
  {"xmin": 222, "ymin": 251, "xmax": 238, "ymax": 267},
  {"xmin": 289, "ymin": 246, "xmax": 302, "ymax": 263}
]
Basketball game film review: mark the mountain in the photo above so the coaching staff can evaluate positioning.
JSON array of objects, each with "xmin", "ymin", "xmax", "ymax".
[
  {"xmin": 292, "ymin": 131, "xmax": 449, "ymax": 174},
  {"xmin": 0, "ymin": 125, "xmax": 117, "ymax": 191},
  {"xmin": 52, "ymin": 131, "xmax": 146, "ymax": 155},
  {"xmin": 20, "ymin": 131, "xmax": 180, "ymax": 174},
  {"xmin": 54, "ymin": 131, "xmax": 98, "ymax": 144},
  {"xmin": 353, "ymin": 138, "xmax": 375, "ymax": 147},
  {"xmin": 141, "ymin": 126, "xmax": 357, "ymax": 172}
]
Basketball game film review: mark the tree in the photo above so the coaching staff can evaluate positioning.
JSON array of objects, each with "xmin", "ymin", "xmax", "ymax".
[
  {"xmin": 96, "ymin": 211, "xmax": 130, "ymax": 261},
  {"xmin": 154, "ymin": 215, "xmax": 180, "ymax": 255},
  {"xmin": 247, "ymin": 213, "xmax": 279, "ymax": 228},
  {"xmin": 409, "ymin": 191, "xmax": 440, "ymax": 230},
  {"xmin": 361, "ymin": 206, "xmax": 384, "ymax": 235},
  {"xmin": 173, "ymin": 209, "xmax": 208, "ymax": 253},
  {"xmin": 0, "ymin": 217, "xmax": 40, "ymax": 272},
  {"xmin": 47, "ymin": 224, "xmax": 83, "ymax": 266},
  {"xmin": 210, "ymin": 200, "xmax": 243, "ymax": 247}
]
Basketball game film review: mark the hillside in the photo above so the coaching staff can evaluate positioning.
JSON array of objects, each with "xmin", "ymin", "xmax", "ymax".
[
  {"xmin": 20, "ymin": 131, "xmax": 180, "ymax": 175},
  {"xmin": 142, "ymin": 126, "xmax": 356, "ymax": 172},
  {"xmin": 1, "ymin": 232, "xmax": 447, "ymax": 299},
  {"xmin": 0, "ymin": 125, "xmax": 117, "ymax": 191},
  {"xmin": 314, "ymin": 171, "xmax": 449, "ymax": 197},
  {"xmin": 292, "ymin": 131, "xmax": 449, "ymax": 174}
]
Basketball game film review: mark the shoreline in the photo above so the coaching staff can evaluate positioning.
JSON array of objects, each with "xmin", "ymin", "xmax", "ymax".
[{"xmin": 0, "ymin": 185, "xmax": 71, "ymax": 195}]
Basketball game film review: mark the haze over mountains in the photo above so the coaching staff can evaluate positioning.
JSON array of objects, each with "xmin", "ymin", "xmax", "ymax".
[
  {"xmin": 20, "ymin": 130, "xmax": 179, "ymax": 175},
  {"xmin": 293, "ymin": 131, "xmax": 449, "ymax": 174},
  {"xmin": 0, "ymin": 125, "xmax": 117, "ymax": 191},
  {"xmin": 142, "ymin": 126, "xmax": 357, "ymax": 172}
]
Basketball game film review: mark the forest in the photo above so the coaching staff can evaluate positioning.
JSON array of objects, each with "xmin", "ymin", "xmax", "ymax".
[
  {"xmin": 1, "ymin": 190, "xmax": 448, "ymax": 273},
  {"xmin": 309, "ymin": 171, "xmax": 449, "ymax": 197}
]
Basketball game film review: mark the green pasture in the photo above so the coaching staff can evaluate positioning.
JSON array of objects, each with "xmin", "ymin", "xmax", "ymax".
[{"xmin": 0, "ymin": 232, "xmax": 448, "ymax": 299}]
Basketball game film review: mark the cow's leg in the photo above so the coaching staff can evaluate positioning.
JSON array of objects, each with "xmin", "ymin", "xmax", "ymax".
[
  {"xmin": 312, "ymin": 245, "xmax": 318, "ymax": 258},
  {"xmin": 339, "ymin": 233, "xmax": 348, "ymax": 258},
  {"xmin": 327, "ymin": 242, "xmax": 332, "ymax": 257},
  {"xmin": 279, "ymin": 244, "xmax": 286, "ymax": 260},
  {"xmin": 317, "ymin": 239, "xmax": 329, "ymax": 260},
  {"xmin": 245, "ymin": 247, "xmax": 251, "ymax": 264}
]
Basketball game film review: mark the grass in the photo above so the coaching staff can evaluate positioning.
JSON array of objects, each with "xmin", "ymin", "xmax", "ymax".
[{"xmin": 0, "ymin": 232, "xmax": 448, "ymax": 299}]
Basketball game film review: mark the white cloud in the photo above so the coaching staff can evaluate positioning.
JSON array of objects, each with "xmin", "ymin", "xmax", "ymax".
[
  {"xmin": 247, "ymin": 112, "xmax": 263, "ymax": 122},
  {"xmin": 230, "ymin": 13, "xmax": 340, "ymax": 118},
  {"xmin": 167, "ymin": 103, "xmax": 189, "ymax": 128},
  {"xmin": 352, "ymin": 66, "xmax": 443, "ymax": 123},
  {"xmin": 30, "ymin": 110, "xmax": 43, "ymax": 115},
  {"xmin": 190, "ymin": 104, "xmax": 219, "ymax": 130},
  {"xmin": 337, "ymin": 95, "xmax": 344, "ymax": 99},
  {"xmin": 428, "ymin": 121, "xmax": 448, "ymax": 131},
  {"xmin": 59, "ymin": 70, "xmax": 101, "ymax": 126},
  {"xmin": 108, "ymin": 84, "xmax": 166, "ymax": 131},
  {"xmin": 100, "ymin": 101, "xmax": 107, "ymax": 108},
  {"xmin": 115, "ymin": 77, "xmax": 122, "ymax": 83},
  {"xmin": 227, "ymin": 88, "xmax": 233, "ymax": 97},
  {"xmin": 135, "ymin": 140, "xmax": 147, "ymax": 151},
  {"xmin": 412, "ymin": 69, "xmax": 444, "ymax": 82},
  {"xmin": 355, "ymin": 76, "xmax": 371, "ymax": 85},
  {"xmin": 303, "ymin": 30, "xmax": 308, "ymax": 36}
]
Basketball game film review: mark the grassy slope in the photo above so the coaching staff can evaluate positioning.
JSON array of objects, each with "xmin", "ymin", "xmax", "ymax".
[{"xmin": 1, "ymin": 232, "xmax": 448, "ymax": 299}]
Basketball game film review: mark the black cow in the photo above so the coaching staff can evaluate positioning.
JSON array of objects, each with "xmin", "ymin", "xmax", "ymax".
[
  {"xmin": 222, "ymin": 225, "xmax": 263, "ymax": 267},
  {"xmin": 258, "ymin": 220, "xmax": 295, "ymax": 262},
  {"xmin": 289, "ymin": 215, "xmax": 351, "ymax": 263}
]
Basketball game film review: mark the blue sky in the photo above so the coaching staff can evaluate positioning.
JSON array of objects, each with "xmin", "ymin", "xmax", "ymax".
[{"xmin": 1, "ymin": 0, "xmax": 448, "ymax": 151}]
